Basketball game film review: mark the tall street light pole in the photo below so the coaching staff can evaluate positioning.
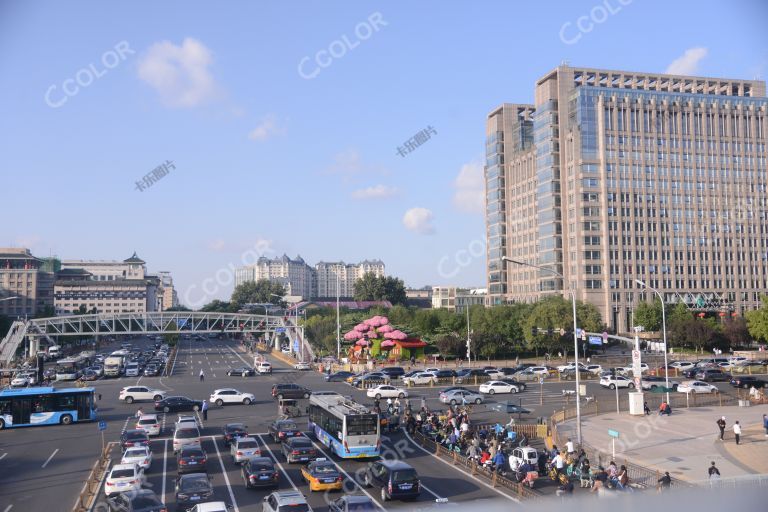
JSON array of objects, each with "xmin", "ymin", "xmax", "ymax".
[
  {"xmin": 502, "ymin": 256, "xmax": 582, "ymax": 446},
  {"xmin": 270, "ymin": 293, "xmax": 283, "ymax": 351},
  {"xmin": 466, "ymin": 304, "xmax": 471, "ymax": 365},
  {"xmin": 336, "ymin": 270, "xmax": 341, "ymax": 361},
  {"xmin": 635, "ymin": 279, "xmax": 670, "ymax": 403}
]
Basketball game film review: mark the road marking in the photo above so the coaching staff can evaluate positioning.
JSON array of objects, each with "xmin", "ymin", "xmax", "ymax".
[
  {"xmin": 161, "ymin": 439, "xmax": 168, "ymax": 502},
  {"xmin": 208, "ymin": 436, "xmax": 239, "ymax": 512},
  {"xmin": 3, "ymin": 505, "xmax": 12, "ymax": 512},
  {"xmin": 195, "ymin": 410, "xmax": 204, "ymax": 429},
  {"xmin": 307, "ymin": 440, "xmax": 387, "ymax": 510},
  {"xmin": 402, "ymin": 431, "xmax": 519, "ymax": 503},
  {"xmin": 255, "ymin": 435, "xmax": 302, "ymax": 491},
  {"xmin": 0, "ymin": 453, "xmax": 7, "ymax": 461},
  {"xmin": 41, "ymin": 448, "xmax": 59, "ymax": 468}
]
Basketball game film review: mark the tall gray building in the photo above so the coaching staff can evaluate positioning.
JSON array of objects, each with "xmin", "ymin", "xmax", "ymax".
[{"xmin": 486, "ymin": 65, "xmax": 767, "ymax": 333}]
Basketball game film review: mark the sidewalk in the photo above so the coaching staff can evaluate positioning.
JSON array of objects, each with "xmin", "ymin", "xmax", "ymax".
[{"xmin": 557, "ymin": 403, "xmax": 768, "ymax": 483}]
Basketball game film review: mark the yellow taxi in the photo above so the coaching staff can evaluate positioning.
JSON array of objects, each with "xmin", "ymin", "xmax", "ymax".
[{"xmin": 300, "ymin": 458, "xmax": 343, "ymax": 492}]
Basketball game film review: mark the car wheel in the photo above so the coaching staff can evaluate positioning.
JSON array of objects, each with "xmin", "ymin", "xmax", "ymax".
[
  {"xmin": 511, "ymin": 387, "xmax": 518, "ymax": 394},
  {"xmin": 243, "ymin": 473, "xmax": 250, "ymax": 488},
  {"xmin": 192, "ymin": 405, "xmax": 200, "ymax": 412},
  {"xmin": 628, "ymin": 383, "xmax": 635, "ymax": 389},
  {"xmin": 450, "ymin": 399, "xmax": 457, "ymax": 405},
  {"xmin": 398, "ymin": 393, "xmax": 405, "ymax": 399},
  {"xmin": 243, "ymin": 398, "xmax": 252, "ymax": 405},
  {"xmin": 375, "ymin": 394, "xmax": 382, "ymax": 400},
  {"xmin": 303, "ymin": 393, "xmax": 310, "ymax": 399},
  {"xmin": 609, "ymin": 384, "xmax": 616, "ymax": 390},
  {"xmin": 153, "ymin": 394, "xmax": 163, "ymax": 401},
  {"xmin": 475, "ymin": 398, "xmax": 482, "ymax": 404},
  {"xmin": 60, "ymin": 414, "xmax": 73, "ymax": 425},
  {"xmin": 125, "ymin": 396, "xmax": 134, "ymax": 404},
  {"xmin": 488, "ymin": 389, "xmax": 495, "ymax": 395},
  {"xmin": 163, "ymin": 406, "xmax": 170, "ymax": 413},
  {"xmin": 381, "ymin": 487, "xmax": 389, "ymax": 501}
]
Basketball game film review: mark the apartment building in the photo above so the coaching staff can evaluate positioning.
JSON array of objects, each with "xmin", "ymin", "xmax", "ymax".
[
  {"xmin": 315, "ymin": 260, "xmax": 385, "ymax": 298},
  {"xmin": 487, "ymin": 65, "xmax": 768, "ymax": 333},
  {"xmin": 0, "ymin": 248, "xmax": 54, "ymax": 317},
  {"xmin": 234, "ymin": 254, "xmax": 315, "ymax": 300}
]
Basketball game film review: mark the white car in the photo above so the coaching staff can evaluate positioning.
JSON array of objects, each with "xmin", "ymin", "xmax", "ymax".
[
  {"xmin": 402, "ymin": 372, "xmax": 437, "ymax": 386},
  {"xmin": 586, "ymin": 364, "xmax": 603, "ymax": 374},
  {"xmin": 479, "ymin": 380, "xmax": 521, "ymax": 395},
  {"xmin": 10, "ymin": 375, "xmax": 30, "ymax": 387},
  {"xmin": 677, "ymin": 380, "xmax": 718, "ymax": 394},
  {"xmin": 508, "ymin": 446, "xmax": 538, "ymax": 470},
  {"xmin": 670, "ymin": 361, "xmax": 695, "ymax": 370},
  {"xmin": 119, "ymin": 386, "xmax": 167, "ymax": 404},
  {"xmin": 366, "ymin": 385, "xmax": 408, "ymax": 400},
  {"xmin": 294, "ymin": 362, "xmax": 311, "ymax": 371},
  {"xmin": 617, "ymin": 363, "xmax": 649, "ymax": 375},
  {"xmin": 523, "ymin": 366, "xmax": 552, "ymax": 376},
  {"xmin": 256, "ymin": 362, "xmax": 273, "ymax": 374},
  {"xmin": 104, "ymin": 463, "xmax": 145, "ymax": 496},
  {"xmin": 230, "ymin": 436, "xmax": 261, "ymax": 464},
  {"xmin": 121, "ymin": 445, "xmax": 153, "ymax": 470},
  {"xmin": 484, "ymin": 369, "xmax": 506, "ymax": 379},
  {"xmin": 188, "ymin": 503, "xmax": 230, "ymax": 512},
  {"xmin": 135, "ymin": 414, "xmax": 161, "ymax": 436},
  {"xmin": 599, "ymin": 375, "xmax": 635, "ymax": 389},
  {"xmin": 173, "ymin": 427, "xmax": 202, "ymax": 453},
  {"xmin": 209, "ymin": 388, "xmax": 255, "ymax": 406},
  {"xmin": 556, "ymin": 362, "xmax": 587, "ymax": 372},
  {"xmin": 175, "ymin": 415, "xmax": 199, "ymax": 430}
]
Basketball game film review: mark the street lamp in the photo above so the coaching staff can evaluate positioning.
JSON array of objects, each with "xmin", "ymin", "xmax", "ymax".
[
  {"xmin": 635, "ymin": 279, "xmax": 670, "ymax": 403},
  {"xmin": 269, "ymin": 293, "xmax": 283, "ymax": 351},
  {"xmin": 502, "ymin": 256, "xmax": 582, "ymax": 446}
]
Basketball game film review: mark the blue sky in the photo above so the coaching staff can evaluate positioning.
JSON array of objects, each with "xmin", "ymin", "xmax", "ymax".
[{"xmin": 1, "ymin": 0, "xmax": 766, "ymax": 307}]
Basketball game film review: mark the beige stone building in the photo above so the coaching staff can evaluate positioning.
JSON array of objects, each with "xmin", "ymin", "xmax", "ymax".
[
  {"xmin": 486, "ymin": 65, "xmax": 768, "ymax": 333},
  {"xmin": 0, "ymin": 248, "xmax": 54, "ymax": 317}
]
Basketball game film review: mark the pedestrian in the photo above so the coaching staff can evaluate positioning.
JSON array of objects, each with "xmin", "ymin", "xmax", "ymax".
[
  {"xmin": 644, "ymin": 401, "xmax": 651, "ymax": 415},
  {"xmin": 763, "ymin": 414, "xmax": 768, "ymax": 437},
  {"xmin": 421, "ymin": 396, "xmax": 426, "ymax": 411},
  {"xmin": 657, "ymin": 471, "xmax": 672, "ymax": 491},
  {"xmin": 717, "ymin": 416, "xmax": 726, "ymax": 441},
  {"xmin": 135, "ymin": 407, "xmax": 143, "ymax": 419},
  {"xmin": 565, "ymin": 438, "xmax": 575, "ymax": 456},
  {"xmin": 733, "ymin": 420, "xmax": 741, "ymax": 445},
  {"xmin": 586, "ymin": 357, "xmax": 591, "ymax": 364},
  {"xmin": 202, "ymin": 400, "xmax": 209, "ymax": 421},
  {"xmin": 199, "ymin": 369, "xmax": 205, "ymax": 382},
  {"xmin": 493, "ymin": 448, "xmax": 505, "ymax": 475},
  {"xmin": 98, "ymin": 393, "xmax": 102, "ymax": 401},
  {"xmin": 708, "ymin": 461, "xmax": 720, "ymax": 480}
]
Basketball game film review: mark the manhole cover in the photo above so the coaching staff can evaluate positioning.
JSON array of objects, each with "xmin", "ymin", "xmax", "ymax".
[{"xmin": 667, "ymin": 456, "xmax": 683, "ymax": 462}]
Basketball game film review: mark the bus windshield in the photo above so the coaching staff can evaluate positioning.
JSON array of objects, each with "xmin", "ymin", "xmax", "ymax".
[{"xmin": 346, "ymin": 414, "xmax": 378, "ymax": 436}]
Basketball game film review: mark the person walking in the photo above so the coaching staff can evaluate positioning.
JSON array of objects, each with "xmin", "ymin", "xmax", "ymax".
[
  {"xmin": 565, "ymin": 438, "xmax": 575, "ymax": 456},
  {"xmin": 657, "ymin": 471, "xmax": 672, "ymax": 492},
  {"xmin": 199, "ymin": 369, "xmax": 205, "ymax": 382},
  {"xmin": 733, "ymin": 420, "xmax": 742, "ymax": 445},
  {"xmin": 201, "ymin": 400, "xmax": 209, "ymax": 421},
  {"xmin": 135, "ymin": 407, "xmax": 143, "ymax": 419},
  {"xmin": 708, "ymin": 461, "xmax": 720, "ymax": 480},
  {"xmin": 644, "ymin": 401, "xmax": 651, "ymax": 416},
  {"xmin": 717, "ymin": 416, "xmax": 726, "ymax": 441}
]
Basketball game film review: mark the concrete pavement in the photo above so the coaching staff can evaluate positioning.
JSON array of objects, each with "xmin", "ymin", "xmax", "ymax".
[{"xmin": 557, "ymin": 403, "xmax": 768, "ymax": 483}]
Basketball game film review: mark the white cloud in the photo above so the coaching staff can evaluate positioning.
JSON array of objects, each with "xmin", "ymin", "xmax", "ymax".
[
  {"xmin": 665, "ymin": 47, "xmax": 708, "ymax": 76},
  {"xmin": 403, "ymin": 207, "xmax": 435, "ymax": 235},
  {"xmin": 452, "ymin": 161, "xmax": 484, "ymax": 214},
  {"xmin": 137, "ymin": 38, "xmax": 218, "ymax": 108},
  {"xmin": 248, "ymin": 114, "xmax": 285, "ymax": 141},
  {"xmin": 351, "ymin": 184, "xmax": 398, "ymax": 200}
]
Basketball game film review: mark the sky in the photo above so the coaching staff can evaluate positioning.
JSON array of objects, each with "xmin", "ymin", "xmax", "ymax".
[{"xmin": 1, "ymin": 0, "xmax": 767, "ymax": 308}]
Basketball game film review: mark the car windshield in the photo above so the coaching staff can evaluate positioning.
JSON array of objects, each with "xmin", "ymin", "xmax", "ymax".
[
  {"xmin": 182, "ymin": 448, "xmax": 204, "ymax": 457},
  {"xmin": 181, "ymin": 475, "xmax": 211, "ymax": 492},
  {"xmin": 126, "ymin": 431, "xmax": 147, "ymax": 440},
  {"xmin": 250, "ymin": 462, "xmax": 273, "ymax": 471},
  {"xmin": 125, "ymin": 448, "xmax": 147, "ymax": 457},
  {"xmin": 111, "ymin": 468, "xmax": 135, "ymax": 479},
  {"xmin": 279, "ymin": 421, "xmax": 298, "ymax": 430},
  {"xmin": 138, "ymin": 418, "xmax": 156, "ymax": 425},
  {"xmin": 278, "ymin": 505, "xmax": 309, "ymax": 512},
  {"xmin": 227, "ymin": 424, "xmax": 246, "ymax": 432},
  {"xmin": 290, "ymin": 439, "xmax": 311, "ymax": 448},
  {"xmin": 131, "ymin": 496, "xmax": 161, "ymax": 508},
  {"xmin": 175, "ymin": 429, "xmax": 199, "ymax": 439},
  {"xmin": 348, "ymin": 502, "xmax": 376, "ymax": 511},
  {"xmin": 392, "ymin": 469, "xmax": 418, "ymax": 483},
  {"xmin": 238, "ymin": 441, "xmax": 258, "ymax": 449},
  {"xmin": 314, "ymin": 463, "xmax": 336, "ymax": 474}
]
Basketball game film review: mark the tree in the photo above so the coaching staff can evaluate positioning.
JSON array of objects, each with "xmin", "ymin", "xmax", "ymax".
[
  {"xmin": 230, "ymin": 280, "xmax": 287, "ymax": 310},
  {"xmin": 166, "ymin": 305, "xmax": 192, "ymax": 312},
  {"xmin": 304, "ymin": 314, "xmax": 338, "ymax": 354},
  {"xmin": 722, "ymin": 316, "xmax": 750, "ymax": 348},
  {"xmin": 0, "ymin": 315, "xmax": 11, "ymax": 339},
  {"xmin": 353, "ymin": 273, "xmax": 407, "ymax": 306},
  {"xmin": 434, "ymin": 333, "xmax": 463, "ymax": 357},
  {"xmin": 633, "ymin": 300, "xmax": 662, "ymax": 332},
  {"xmin": 746, "ymin": 295, "xmax": 768, "ymax": 343},
  {"xmin": 200, "ymin": 300, "xmax": 231, "ymax": 312}
]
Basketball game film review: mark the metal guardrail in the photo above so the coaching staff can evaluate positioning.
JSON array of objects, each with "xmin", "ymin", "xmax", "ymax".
[{"xmin": 72, "ymin": 442, "xmax": 116, "ymax": 512}]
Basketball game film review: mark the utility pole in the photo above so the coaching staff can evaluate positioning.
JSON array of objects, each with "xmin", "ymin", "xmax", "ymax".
[
  {"xmin": 466, "ymin": 305, "xmax": 471, "ymax": 365},
  {"xmin": 336, "ymin": 269, "xmax": 341, "ymax": 361}
]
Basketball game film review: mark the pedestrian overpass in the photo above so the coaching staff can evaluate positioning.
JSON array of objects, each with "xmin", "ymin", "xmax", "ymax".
[{"xmin": 0, "ymin": 311, "xmax": 313, "ymax": 366}]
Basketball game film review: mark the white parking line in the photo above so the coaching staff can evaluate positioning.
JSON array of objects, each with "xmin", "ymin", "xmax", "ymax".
[
  {"xmin": 307, "ymin": 440, "xmax": 387, "ymax": 511},
  {"xmin": 41, "ymin": 448, "xmax": 59, "ymax": 468},
  {"xmin": 208, "ymin": 436, "xmax": 239, "ymax": 512},
  {"xmin": 256, "ymin": 435, "xmax": 302, "ymax": 491},
  {"xmin": 0, "ymin": 453, "xmax": 7, "ymax": 461},
  {"xmin": 3, "ymin": 505, "xmax": 13, "ymax": 512}
]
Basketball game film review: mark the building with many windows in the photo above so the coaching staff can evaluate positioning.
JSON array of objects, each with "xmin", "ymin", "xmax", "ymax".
[
  {"xmin": 157, "ymin": 271, "xmax": 178, "ymax": 310},
  {"xmin": 431, "ymin": 286, "xmax": 487, "ymax": 313},
  {"xmin": 486, "ymin": 65, "xmax": 768, "ymax": 333},
  {"xmin": 0, "ymin": 248, "xmax": 55, "ymax": 317},
  {"xmin": 315, "ymin": 260, "xmax": 385, "ymax": 298},
  {"xmin": 234, "ymin": 254, "xmax": 315, "ymax": 300}
]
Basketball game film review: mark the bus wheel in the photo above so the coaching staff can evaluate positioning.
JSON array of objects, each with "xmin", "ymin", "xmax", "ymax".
[{"xmin": 61, "ymin": 414, "xmax": 73, "ymax": 425}]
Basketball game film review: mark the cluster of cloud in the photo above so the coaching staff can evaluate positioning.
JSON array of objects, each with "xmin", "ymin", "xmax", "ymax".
[{"xmin": 665, "ymin": 47, "xmax": 708, "ymax": 75}]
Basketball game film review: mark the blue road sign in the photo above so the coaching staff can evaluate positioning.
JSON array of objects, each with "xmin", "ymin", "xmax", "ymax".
[
  {"xmin": 608, "ymin": 429, "xmax": 619, "ymax": 438},
  {"xmin": 98, "ymin": 420, "xmax": 107, "ymax": 431},
  {"xmin": 275, "ymin": 327, "xmax": 286, "ymax": 334},
  {"xmin": 293, "ymin": 339, "xmax": 299, "ymax": 350}
]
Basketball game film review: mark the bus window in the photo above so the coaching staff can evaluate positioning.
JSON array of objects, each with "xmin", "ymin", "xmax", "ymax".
[
  {"xmin": 55, "ymin": 394, "xmax": 76, "ymax": 411},
  {"xmin": 346, "ymin": 414, "xmax": 378, "ymax": 436}
]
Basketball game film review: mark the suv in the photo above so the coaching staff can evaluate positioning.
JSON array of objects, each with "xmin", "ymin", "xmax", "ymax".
[
  {"xmin": 380, "ymin": 367, "xmax": 405, "ymax": 380},
  {"xmin": 173, "ymin": 427, "xmax": 202, "ymax": 453},
  {"xmin": 695, "ymin": 368, "xmax": 730, "ymax": 382},
  {"xmin": 364, "ymin": 460, "xmax": 420, "ymax": 501},
  {"xmin": 209, "ymin": 388, "xmax": 255, "ymax": 406},
  {"xmin": 120, "ymin": 386, "xmax": 166, "ymax": 404},
  {"xmin": 256, "ymin": 362, "xmax": 273, "ymax": 374},
  {"xmin": 272, "ymin": 384, "xmax": 311, "ymax": 400},
  {"xmin": 262, "ymin": 491, "xmax": 312, "ymax": 512}
]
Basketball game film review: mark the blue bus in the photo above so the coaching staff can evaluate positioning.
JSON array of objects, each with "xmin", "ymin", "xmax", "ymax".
[
  {"xmin": 308, "ymin": 394, "xmax": 380, "ymax": 459},
  {"xmin": 0, "ymin": 387, "xmax": 96, "ymax": 429}
]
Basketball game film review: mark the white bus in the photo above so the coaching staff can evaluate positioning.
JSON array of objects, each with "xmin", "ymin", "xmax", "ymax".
[
  {"xmin": 308, "ymin": 395, "xmax": 380, "ymax": 459},
  {"xmin": 55, "ymin": 355, "xmax": 92, "ymax": 381}
]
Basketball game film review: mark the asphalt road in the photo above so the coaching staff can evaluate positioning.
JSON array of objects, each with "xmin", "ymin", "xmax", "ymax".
[{"xmin": 0, "ymin": 335, "xmax": 739, "ymax": 512}]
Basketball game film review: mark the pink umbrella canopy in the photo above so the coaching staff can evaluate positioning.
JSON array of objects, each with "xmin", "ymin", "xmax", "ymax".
[
  {"xmin": 354, "ymin": 323, "xmax": 370, "ymax": 332},
  {"xmin": 387, "ymin": 330, "xmax": 407, "ymax": 340},
  {"xmin": 379, "ymin": 316, "xmax": 389, "ymax": 325},
  {"xmin": 344, "ymin": 331, "xmax": 361, "ymax": 341},
  {"xmin": 380, "ymin": 340, "xmax": 395, "ymax": 348},
  {"xmin": 356, "ymin": 339, "xmax": 369, "ymax": 346},
  {"xmin": 378, "ymin": 324, "xmax": 394, "ymax": 333}
]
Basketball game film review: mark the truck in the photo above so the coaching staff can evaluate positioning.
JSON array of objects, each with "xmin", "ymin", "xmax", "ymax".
[{"xmin": 104, "ymin": 356, "xmax": 124, "ymax": 377}]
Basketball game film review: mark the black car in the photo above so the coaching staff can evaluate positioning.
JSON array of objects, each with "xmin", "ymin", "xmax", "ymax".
[
  {"xmin": 281, "ymin": 437, "xmax": 317, "ymax": 463},
  {"xmin": 175, "ymin": 473, "xmax": 214, "ymax": 511},
  {"xmin": 486, "ymin": 401, "xmax": 532, "ymax": 415},
  {"xmin": 329, "ymin": 495, "xmax": 377, "ymax": 512},
  {"xmin": 154, "ymin": 396, "xmax": 203, "ymax": 413},
  {"xmin": 120, "ymin": 429, "xmax": 150, "ymax": 451},
  {"xmin": 227, "ymin": 366, "xmax": 256, "ymax": 377},
  {"xmin": 242, "ymin": 457, "xmax": 279, "ymax": 489},
  {"xmin": 325, "ymin": 371, "xmax": 355, "ymax": 382},
  {"xmin": 380, "ymin": 367, "xmax": 405, "ymax": 380},
  {"xmin": 143, "ymin": 365, "xmax": 159, "ymax": 377},
  {"xmin": 106, "ymin": 489, "xmax": 166, "ymax": 512},
  {"xmin": 499, "ymin": 367, "xmax": 519, "ymax": 376},
  {"xmin": 351, "ymin": 374, "xmax": 389, "ymax": 387},
  {"xmin": 364, "ymin": 460, "xmax": 420, "ymax": 501},
  {"xmin": 729, "ymin": 376, "xmax": 768, "ymax": 388},
  {"xmin": 177, "ymin": 445, "xmax": 208, "ymax": 474},
  {"xmin": 271, "ymin": 384, "xmax": 311, "ymax": 400},
  {"xmin": 499, "ymin": 378, "xmax": 527, "ymax": 391},
  {"xmin": 455, "ymin": 368, "xmax": 488, "ymax": 382},
  {"xmin": 432, "ymin": 369, "xmax": 457, "ymax": 379},
  {"xmin": 268, "ymin": 419, "xmax": 301, "ymax": 442},
  {"xmin": 222, "ymin": 423, "xmax": 249, "ymax": 447},
  {"xmin": 696, "ymin": 369, "xmax": 730, "ymax": 382}
]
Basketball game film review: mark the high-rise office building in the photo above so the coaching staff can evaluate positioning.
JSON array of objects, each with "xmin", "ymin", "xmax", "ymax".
[{"xmin": 486, "ymin": 65, "xmax": 767, "ymax": 333}]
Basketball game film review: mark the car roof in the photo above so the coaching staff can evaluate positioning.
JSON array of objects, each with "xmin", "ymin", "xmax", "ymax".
[
  {"xmin": 112, "ymin": 463, "xmax": 138, "ymax": 471},
  {"xmin": 378, "ymin": 459, "xmax": 414, "ymax": 470},
  {"xmin": 192, "ymin": 502, "xmax": 229, "ymax": 512},
  {"xmin": 213, "ymin": 388, "xmax": 237, "ymax": 393},
  {"xmin": 271, "ymin": 490, "xmax": 307, "ymax": 504},
  {"xmin": 235, "ymin": 436, "xmax": 257, "ymax": 444}
]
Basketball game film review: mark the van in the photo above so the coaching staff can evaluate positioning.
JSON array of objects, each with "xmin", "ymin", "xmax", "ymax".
[
  {"xmin": 48, "ymin": 345, "xmax": 62, "ymax": 359},
  {"xmin": 173, "ymin": 427, "xmax": 201, "ymax": 453},
  {"xmin": 364, "ymin": 460, "xmax": 421, "ymax": 501},
  {"xmin": 125, "ymin": 363, "xmax": 140, "ymax": 377}
]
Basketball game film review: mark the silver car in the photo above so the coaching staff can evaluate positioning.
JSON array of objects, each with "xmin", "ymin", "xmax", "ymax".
[
  {"xmin": 230, "ymin": 436, "xmax": 261, "ymax": 464},
  {"xmin": 439, "ymin": 389, "xmax": 484, "ymax": 405}
]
